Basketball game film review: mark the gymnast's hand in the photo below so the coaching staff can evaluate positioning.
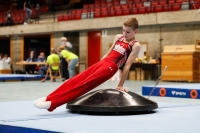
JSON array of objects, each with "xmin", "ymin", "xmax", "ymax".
[{"xmin": 116, "ymin": 86, "xmax": 129, "ymax": 92}]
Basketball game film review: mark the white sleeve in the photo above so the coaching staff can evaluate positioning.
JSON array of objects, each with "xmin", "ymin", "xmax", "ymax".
[{"xmin": 66, "ymin": 42, "xmax": 73, "ymax": 49}]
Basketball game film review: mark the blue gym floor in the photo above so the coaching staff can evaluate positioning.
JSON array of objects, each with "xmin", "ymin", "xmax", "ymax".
[
  {"xmin": 0, "ymin": 80, "xmax": 200, "ymax": 133},
  {"xmin": 0, "ymin": 74, "xmax": 42, "ymax": 81}
]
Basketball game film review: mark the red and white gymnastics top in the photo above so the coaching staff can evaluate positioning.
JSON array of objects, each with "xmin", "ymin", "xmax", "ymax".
[{"xmin": 106, "ymin": 36, "xmax": 137, "ymax": 68}]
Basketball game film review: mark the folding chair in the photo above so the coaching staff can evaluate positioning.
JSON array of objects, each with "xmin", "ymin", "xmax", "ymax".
[{"xmin": 45, "ymin": 62, "xmax": 62, "ymax": 82}]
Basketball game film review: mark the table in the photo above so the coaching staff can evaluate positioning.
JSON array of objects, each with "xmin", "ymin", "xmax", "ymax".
[
  {"xmin": 16, "ymin": 62, "xmax": 47, "ymax": 65},
  {"xmin": 130, "ymin": 63, "xmax": 161, "ymax": 80},
  {"xmin": 16, "ymin": 62, "xmax": 87, "ymax": 74},
  {"xmin": 16, "ymin": 62, "xmax": 47, "ymax": 73}
]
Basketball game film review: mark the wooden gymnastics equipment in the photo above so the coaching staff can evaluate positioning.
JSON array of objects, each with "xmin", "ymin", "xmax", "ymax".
[{"xmin": 161, "ymin": 42, "xmax": 200, "ymax": 82}]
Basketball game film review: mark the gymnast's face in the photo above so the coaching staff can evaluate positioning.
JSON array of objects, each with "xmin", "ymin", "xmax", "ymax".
[{"xmin": 122, "ymin": 25, "xmax": 138, "ymax": 42}]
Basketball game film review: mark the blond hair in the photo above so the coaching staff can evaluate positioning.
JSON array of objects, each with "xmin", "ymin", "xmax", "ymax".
[{"xmin": 123, "ymin": 18, "xmax": 138, "ymax": 30}]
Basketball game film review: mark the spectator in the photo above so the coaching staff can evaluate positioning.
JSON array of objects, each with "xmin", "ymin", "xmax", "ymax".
[
  {"xmin": 25, "ymin": 50, "xmax": 37, "ymax": 74},
  {"xmin": 24, "ymin": 0, "xmax": 33, "ymax": 25},
  {"xmin": 40, "ymin": 48, "xmax": 60, "ymax": 82},
  {"xmin": 3, "ymin": 54, "xmax": 11, "ymax": 64},
  {"xmin": 59, "ymin": 44, "xmax": 79, "ymax": 78},
  {"xmin": 37, "ymin": 52, "xmax": 46, "ymax": 62},
  {"xmin": 60, "ymin": 37, "xmax": 73, "ymax": 50},
  {"xmin": 60, "ymin": 37, "xmax": 69, "ymax": 81},
  {"xmin": 4, "ymin": 10, "xmax": 14, "ymax": 26},
  {"xmin": 35, "ymin": 52, "xmax": 46, "ymax": 71}
]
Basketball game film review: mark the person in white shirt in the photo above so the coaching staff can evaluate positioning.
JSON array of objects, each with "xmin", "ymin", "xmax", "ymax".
[
  {"xmin": 3, "ymin": 54, "xmax": 11, "ymax": 64},
  {"xmin": 60, "ymin": 37, "xmax": 73, "ymax": 50}
]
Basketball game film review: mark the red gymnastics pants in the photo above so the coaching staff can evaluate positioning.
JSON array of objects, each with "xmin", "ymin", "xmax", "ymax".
[{"xmin": 46, "ymin": 58, "xmax": 118, "ymax": 112}]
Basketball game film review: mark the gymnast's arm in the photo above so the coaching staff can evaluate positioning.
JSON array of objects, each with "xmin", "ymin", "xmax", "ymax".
[
  {"xmin": 116, "ymin": 42, "xmax": 140, "ymax": 92},
  {"xmin": 101, "ymin": 34, "xmax": 122, "ymax": 60}
]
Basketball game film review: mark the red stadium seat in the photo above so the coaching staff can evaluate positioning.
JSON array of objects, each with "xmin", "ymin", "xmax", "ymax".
[
  {"xmin": 63, "ymin": 14, "xmax": 70, "ymax": 21},
  {"xmin": 154, "ymin": 5, "xmax": 163, "ymax": 12},
  {"xmin": 40, "ymin": 7, "xmax": 47, "ymax": 13},
  {"xmin": 19, "ymin": 15, "xmax": 24, "ymax": 23},
  {"xmin": 95, "ymin": 7, "xmax": 101, "ymax": 12},
  {"xmin": 101, "ymin": 3, "xmax": 107, "ymax": 7},
  {"xmin": 107, "ymin": 6, "xmax": 114, "ymax": 11},
  {"xmin": 110, "ymin": 10, "xmax": 115, "ymax": 16},
  {"xmin": 74, "ymin": 14, "xmax": 81, "ymax": 20},
  {"xmin": 159, "ymin": 0, "xmax": 167, "ymax": 5},
  {"xmin": 171, "ymin": 4, "xmax": 181, "ymax": 11},
  {"xmin": 122, "ymin": 9, "xmax": 130, "ymax": 15},
  {"xmin": 138, "ymin": 7, "xmax": 146, "ymax": 14},
  {"xmin": 82, "ymin": 9, "xmax": 88, "ymax": 13},
  {"xmin": 135, "ymin": 2, "xmax": 143, "ymax": 8},
  {"xmin": 16, "ymin": 16, "xmax": 22, "ymax": 24},
  {"xmin": 113, "ymin": 1, "xmax": 120, "ymax": 5},
  {"xmin": 101, "ymin": 11, "xmax": 108, "ymax": 17},
  {"xmin": 132, "ymin": 8, "xmax": 138, "ymax": 14},
  {"xmin": 101, "ymin": 6, "xmax": 108, "ymax": 17},
  {"xmin": 57, "ymin": 15, "xmax": 63, "ymax": 22},
  {"xmin": 163, "ymin": 5, "xmax": 171, "ymax": 11},
  {"xmin": 83, "ymin": 4, "xmax": 88, "ymax": 9},
  {"xmin": 134, "ymin": 0, "xmax": 141, "ymax": 2},
  {"xmin": 175, "ymin": 0, "xmax": 183, "ymax": 4},
  {"xmin": 106, "ymin": 2, "xmax": 112, "ymax": 6},
  {"xmin": 95, "ymin": 3, "xmax": 101, "ymax": 7},
  {"xmin": 95, "ymin": 0, "xmax": 100, "ymax": 3},
  {"xmin": 168, "ymin": 0, "xmax": 175, "ymax": 4},
  {"xmin": 89, "ymin": 8, "xmax": 95, "ymax": 12},
  {"xmin": 151, "ymin": 1, "xmax": 158, "ymax": 6},
  {"xmin": 121, "ymin": 4, "xmax": 129, "ymax": 9},
  {"xmin": 127, "ymin": 0, "xmax": 133, "ymax": 4},
  {"xmin": 146, "ymin": 7, "xmax": 154, "ymax": 13},
  {"xmin": 94, "ymin": 11, "xmax": 101, "ymax": 18},
  {"xmin": 114, "ymin": 5, "xmax": 121, "ymax": 10},
  {"xmin": 76, "ymin": 9, "xmax": 82, "ymax": 14},
  {"xmin": 101, "ymin": 7, "xmax": 107, "ymax": 11},
  {"xmin": 128, "ymin": 3, "xmax": 135, "ymax": 9},
  {"xmin": 71, "ymin": 10, "xmax": 76, "ymax": 14},
  {"xmin": 115, "ymin": 10, "xmax": 122, "ymax": 16},
  {"xmin": 44, "ymin": 6, "xmax": 49, "ymax": 13},
  {"xmin": 12, "ymin": 16, "xmax": 17, "ymax": 24}
]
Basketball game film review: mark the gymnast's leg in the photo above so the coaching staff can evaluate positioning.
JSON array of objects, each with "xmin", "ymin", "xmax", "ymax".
[{"xmin": 34, "ymin": 59, "xmax": 118, "ymax": 111}]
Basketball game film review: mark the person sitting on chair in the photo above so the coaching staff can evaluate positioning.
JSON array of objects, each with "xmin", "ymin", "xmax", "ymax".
[
  {"xmin": 40, "ymin": 48, "xmax": 60, "ymax": 82},
  {"xmin": 25, "ymin": 50, "xmax": 37, "ymax": 74},
  {"xmin": 37, "ymin": 52, "xmax": 46, "ymax": 62},
  {"xmin": 3, "ymin": 54, "xmax": 11, "ymax": 64},
  {"xmin": 35, "ymin": 52, "xmax": 46, "ymax": 71}
]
